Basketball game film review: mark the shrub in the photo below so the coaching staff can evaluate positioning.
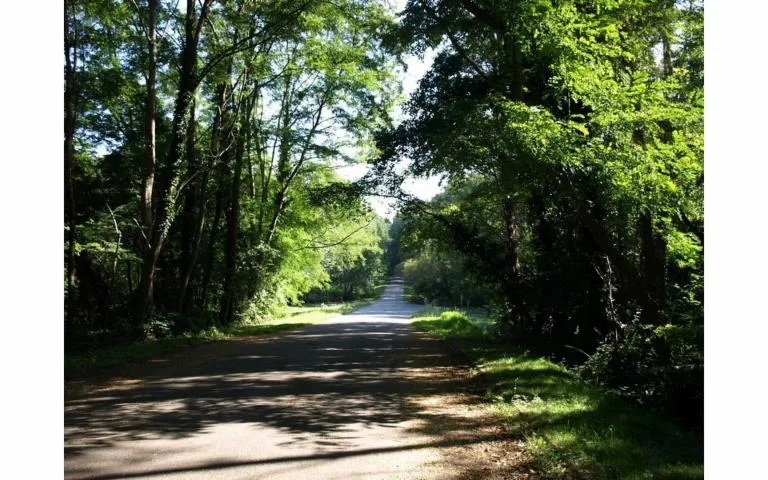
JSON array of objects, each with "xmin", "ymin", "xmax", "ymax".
[{"xmin": 580, "ymin": 321, "xmax": 703, "ymax": 425}]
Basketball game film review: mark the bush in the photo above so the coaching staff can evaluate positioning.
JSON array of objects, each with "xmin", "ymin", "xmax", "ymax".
[
  {"xmin": 402, "ymin": 247, "xmax": 488, "ymax": 307},
  {"xmin": 580, "ymin": 321, "xmax": 704, "ymax": 425},
  {"xmin": 143, "ymin": 315, "xmax": 175, "ymax": 340}
]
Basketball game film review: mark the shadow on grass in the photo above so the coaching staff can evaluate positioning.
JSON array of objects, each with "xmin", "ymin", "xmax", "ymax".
[
  {"xmin": 413, "ymin": 312, "xmax": 704, "ymax": 480},
  {"xmin": 66, "ymin": 292, "xmax": 389, "ymax": 381},
  {"xmin": 65, "ymin": 322, "xmax": 313, "ymax": 381},
  {"xmin": 285, "ymin": 304, "xmax": 358, "ymax": 317},
  {"xmin": 228, "ymin": 323, "xmax": 312, "ymax": 336}
]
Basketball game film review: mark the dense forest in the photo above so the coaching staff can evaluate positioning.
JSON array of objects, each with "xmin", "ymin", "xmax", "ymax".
[
  {"xmin": 65, "ymin": 0, "xmax": 703, "ymax": 428},
  {"xmin": 64, "ymin": 0, "xmax": 397, "ymax": 347}
]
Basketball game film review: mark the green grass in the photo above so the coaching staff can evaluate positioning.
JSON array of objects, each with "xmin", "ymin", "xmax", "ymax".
[
  {"xmin": 412, "ymin": 308, "xmax": 704, "ymax": 480},
  {"xmin": 65, "ymin": 297, "xmax": 377, "ymax": 380},
  {"xmin": 280, "ymin": 297, "xmax": 374, "ymax": 322},
  {"xmin": 65, "ymin": 328, "xmax": 230, "ymax": 379}
]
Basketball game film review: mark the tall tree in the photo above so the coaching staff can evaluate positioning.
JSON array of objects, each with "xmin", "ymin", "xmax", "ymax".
[
  {"xmin": 64, "ymin": 0, "xmax": 78, "ymax": 322},
  {"xmin": 135, "ymin": 0, "xmax": 214, "ymax": 326},
  {"xmin": 140, "ymin": 0, "xmax": 158, "ymax": 230}
]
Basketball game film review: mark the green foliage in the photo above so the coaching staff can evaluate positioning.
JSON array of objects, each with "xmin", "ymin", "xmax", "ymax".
[
  {"xmin": 402, "ymin": 242, "xmax": 488, "ymax": 307},
  {"xmin": 385, "ymin": 0, "xmax": 704, "ymax": 425},
  {"xmin": 301, "ymin": 212, "xmax": 390, "ymax": 303},
  {"xmin": 580, "ymin": 321, "xmax": 704, "ymax": 424},
  {"xmin": 412, "ymin": 310, "xmax": 485, "ymax": 339},
  {"xmin": 65, "ymin": 0, "xmax": 402, "ymax": 344}
]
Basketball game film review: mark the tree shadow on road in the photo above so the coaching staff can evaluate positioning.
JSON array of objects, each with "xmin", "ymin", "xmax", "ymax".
[{"xmin": 65, "ymin": 307, "xmax": 532, "ymax": 479}]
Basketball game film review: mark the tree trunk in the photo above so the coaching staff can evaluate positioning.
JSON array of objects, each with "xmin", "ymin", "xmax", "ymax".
[
  {"xmin": 496, "ymin": 32, "xmax": 525, "ymax": 330},
  {"xmin": 199, "ymin": 78, "xmax": 243, "ymax": 311},
  {"xmin": 219, "ymin": 125, "xmax": 247, "ymax": 324},
  {"xmin": 199, "ymin": 178, "xmax": 226, "ymax": 310},
  {"xmin": 140, "ymin": 0, "xmax": 157, "ymax": 230},
  {"xmin": 662, "ymin": 35, "xmax": 674, "ymax": 78},
  {"xmin": 508, "ymin": 36, "xmax": 523, "ymax": 101},
  {"xmin": 179, "ymin": 83, "xmax": 227, "ymax": 311},
  {"xmin": 501, "ymin": 196, "xmax": 524, "ymax": 332},
  {"xmin": 639, "ymin": 210, "xmax": 666, "ymax": 324},
  {"xmin": 178, "ymin": 199, "xmax": 207, "ymax": 312},
  {"xmin": 126, "ymin": 260, "xmax": 133, "ymax": 293},
  {"xmin": 497, "ymin": 140, "xmax": 523, "ymax": 331},
  {"xmin": 263, "ymin": 75, "xmax": 294, "ymax": 244},
  {"xmin": 265, "ymin": 88, "xmax": 327, "ymax": 246},
  {"xmin": 502, "ymin": 198, "xmax": 521, "ymax": 276},
  {"xmin": 178, "ymin": 97, "xmax": 198, "ymax": 306},
  {"xmin": 248, "ymin": 133, "xmax": 257, "ymax": 198},
  {"xmin": 64, "ymin": 0, "xmax": 78, "ymax": 323},
  {"xmin": 220, "ymin": 86, "xmax": 257, "ymax": 324}
]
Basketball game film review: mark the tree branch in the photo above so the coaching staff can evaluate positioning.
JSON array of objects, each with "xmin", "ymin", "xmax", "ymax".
[
  {"xmin": 296, "ymin": 220, "xmax": 374, "ymax": 251},
  {"xmin": 422, "ymin": 2, "xmax": 491, "ymax": 82}
]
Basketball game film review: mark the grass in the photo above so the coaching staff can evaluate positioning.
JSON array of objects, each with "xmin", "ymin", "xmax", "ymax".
[
  {"xmin": 279, "ymin": 297, "xmax": 374, "ymax": 322},
  {"xmin": 412, "ymin": 308, "xmax": 704, "ymax": 480},
  {"xmin": 65, "ymin": 297, "xmax": 377, "ymax": 380}
]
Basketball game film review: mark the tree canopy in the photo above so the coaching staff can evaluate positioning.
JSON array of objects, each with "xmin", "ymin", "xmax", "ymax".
[
  {"xmin": 65, "ymin": 0, "xmax": 399, "ymax": 343},
  {"xmin": 375, "ymin": 0, "xmax": 703, "ymax": 422}
]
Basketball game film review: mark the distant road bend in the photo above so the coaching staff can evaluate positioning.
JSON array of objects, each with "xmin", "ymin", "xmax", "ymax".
[{"xmin": 65, "ymin": 279, "xmax": 522, "ymax": 480}]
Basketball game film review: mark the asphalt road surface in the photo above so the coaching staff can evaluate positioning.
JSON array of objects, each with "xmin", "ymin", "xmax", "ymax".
[{"xmin": 65, "ymin": 279, "xmax": 514, "ymax": 480}]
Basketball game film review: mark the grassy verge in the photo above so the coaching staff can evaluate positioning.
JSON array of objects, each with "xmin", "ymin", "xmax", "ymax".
[
  {"xmin": 372, "ymin": 283, "xmax": 387, "ymax": 298},
  {"xmin": 66, "ymin": 298, "xmax": 375, "ymax": 380},
  {"xmin": 412, "ymin": 308, "xmax": 703, "ymax": 480}
]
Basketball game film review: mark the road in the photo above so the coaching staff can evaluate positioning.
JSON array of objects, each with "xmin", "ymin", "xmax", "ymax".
[{"xmin": 65, "ymin": 279, "xmax": 522, "ymax": 480}]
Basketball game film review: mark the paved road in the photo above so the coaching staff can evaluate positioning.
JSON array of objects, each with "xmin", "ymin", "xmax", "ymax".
[{"xmin": 65, "ymin": 279, "xmax": 497, "ymax": 480}]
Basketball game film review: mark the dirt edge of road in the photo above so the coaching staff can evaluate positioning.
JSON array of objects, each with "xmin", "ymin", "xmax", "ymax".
[{"xmin": 403, "ymin": 327, "xmax": 536, "ymax": 480}]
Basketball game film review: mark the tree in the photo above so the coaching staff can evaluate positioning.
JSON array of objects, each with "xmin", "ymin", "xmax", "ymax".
[
  {"xmin": 379, "ymin": 0, "xmax": 703, "ymax": 418},
  {"xmin": 64, "ymin": 0, "xmax": 78, "ymax": 322},
  {"xmin": 135, "ymin": 0, "xmax": 215, "ymax": 328}
]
